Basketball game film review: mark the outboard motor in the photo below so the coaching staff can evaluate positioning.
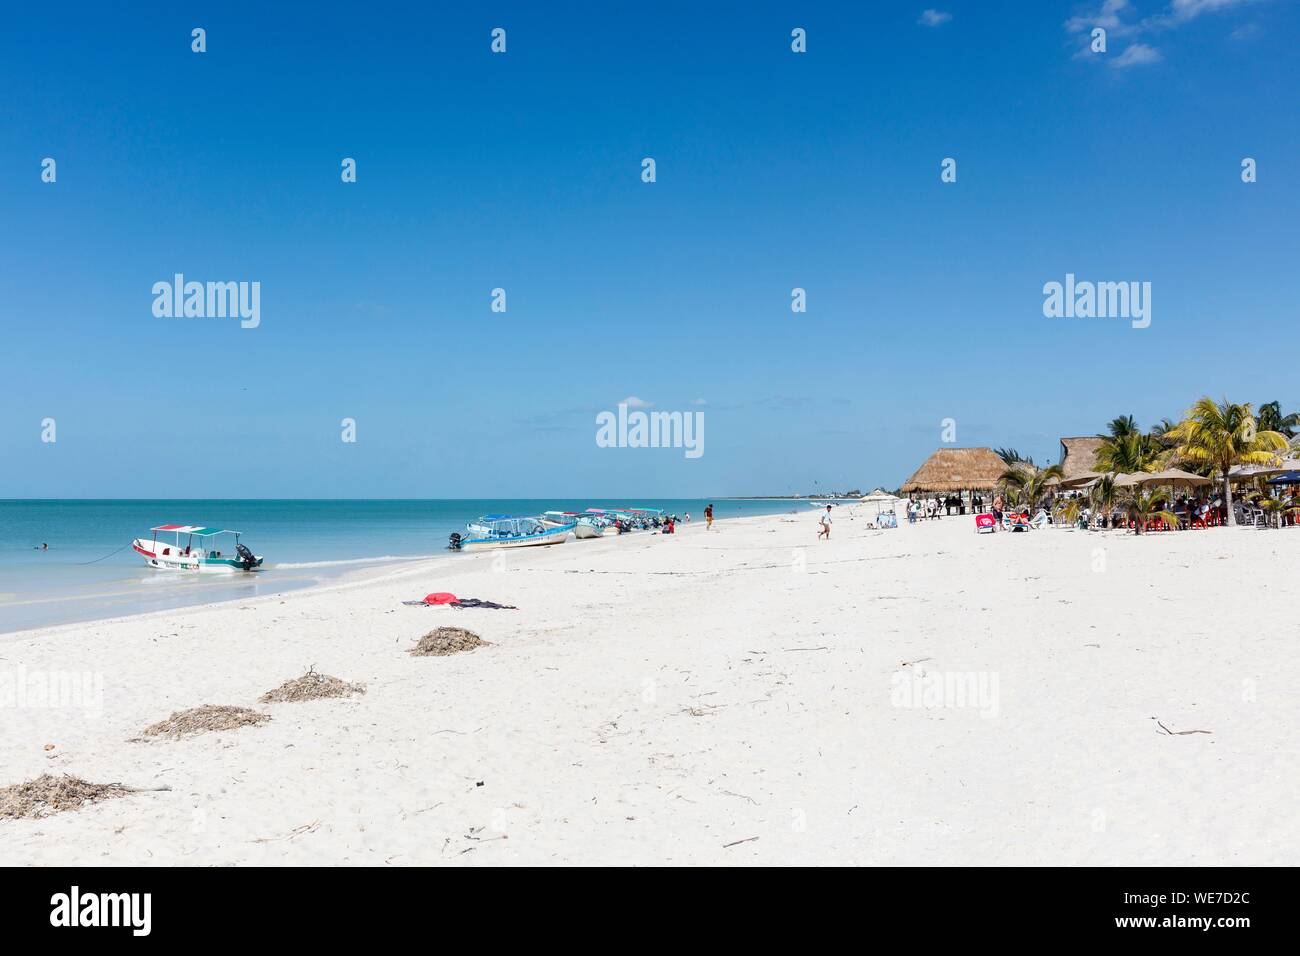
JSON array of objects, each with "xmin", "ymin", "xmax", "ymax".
[
  {"xmin": 448, "ymin": 532, "xmax": 463, "ymax": 551},
  {"xmin": 235, "ymin": 543, "xmax": 257, "ymax": 571}
]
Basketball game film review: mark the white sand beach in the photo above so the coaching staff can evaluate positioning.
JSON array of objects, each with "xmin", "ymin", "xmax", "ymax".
[{"xmin": 2, "ymin": 510, "xmax": 1296, "ymax": 866}]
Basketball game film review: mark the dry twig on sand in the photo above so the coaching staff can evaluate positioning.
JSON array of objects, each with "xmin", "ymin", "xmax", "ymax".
[{"xmin": 1153, "ymin": 718, "xmax": 1213, "ymax": 736}]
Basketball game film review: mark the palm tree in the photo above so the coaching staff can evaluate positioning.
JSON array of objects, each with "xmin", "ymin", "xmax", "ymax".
[
  {"xmin": 1149, "ymin": 417, "xmax": 1179, "ymax": 446},
  {"xmin": 1240, "ymin": 481, "xmax": 1300, "ymax": 530},
  {"xmin": 1255, "ymin": 495, "xmax": 1300, "ymax": 529},
  {"xmin": 1257, "ymin": 401, "xmax": 1299, "ymax": 439},
  {"xmin": 1164, "ymin": 398, "xmax": 1290, "ymax": 527},
  {"xmin": 998, "ymin": 463, "xmax": 1063, "ymax": 515},
  {"xmin": 1053, "ymin": 496, "xmax": 1082, "ymax": 528},
  {"xmin": 1126, "ymin": 488, "xmax": 1180, "ymax": 535},
  {"xmin": 1088, "ymin": 475, "xmax": 1118, "ymax": 530},
  {"xmin": 1094, "ymin": 431, "xmax": 1162, "ymax": 474},
  {"xmin": 993, "ymin": 447, "xmax": 1034, "ymax": 467},
  {"xmin": 1104, "ymin": 415, "xmax": 1141, "ymax": 439}
]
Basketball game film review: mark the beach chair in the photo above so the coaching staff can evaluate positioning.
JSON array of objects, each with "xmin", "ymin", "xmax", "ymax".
[
  {"xmin": 974, "ymin": 513, "xmax": 996, "ymax": 534},
  {"xmin": 1235, "ymin": 504, "xmax": 1264, "ymax": 528},
  {"xmin": 1030, "ymin": 509, "xmax": 1050, "ymax": 529}
]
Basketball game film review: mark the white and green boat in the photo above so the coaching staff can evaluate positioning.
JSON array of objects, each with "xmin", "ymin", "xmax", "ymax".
[{"xmin": 132, "ymin": 524, "xmax": 263, "ymax": 572}]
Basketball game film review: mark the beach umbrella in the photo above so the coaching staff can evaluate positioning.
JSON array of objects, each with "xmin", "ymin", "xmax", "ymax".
[
  {"xmin": 1231, "ymin": 458, "xmax": 1300, "ymax": 479},
  {"xmin": 859, "ymin": 489, "xmax": 902, "ymax": 516},
  {"xmin": 1057, "ymin": 471, "xmax": 1105, "ymax": 490},
  {"xmin": 1116, "ymin": 468, "xmax": 1212, "ymax": 488},
  {"xmin": 1266, "ymin": 470, "xmax": 1300, "ymax": 485}
]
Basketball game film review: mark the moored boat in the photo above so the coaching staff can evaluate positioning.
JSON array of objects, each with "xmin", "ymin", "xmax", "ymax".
[
  {"xmin": 540, "ymin": 511, "xmax": 583, "ymax": 528},
  {"xmin": 588, "ymin": 507, "xmax": 664, "ymax": 531},
  {"xmin": 132, "ymin": 525, "xmax": 263, "ymax": 572},
  {"xmin": 449, "ymin": 515, "xmax": 574, "ymax": 552}
]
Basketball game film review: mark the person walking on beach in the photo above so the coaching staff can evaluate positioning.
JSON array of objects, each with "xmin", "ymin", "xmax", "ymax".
[
  {"xmin": 704, "ymin": 503, "xmax": 713, "ymax": 530},
  {"xmin": 818, "ymin": 505, "xmax": 832, "ymax": 539}
]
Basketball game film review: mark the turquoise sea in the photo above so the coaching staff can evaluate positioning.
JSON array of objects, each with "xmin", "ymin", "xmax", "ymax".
[{"xmin": 0, "ymin": 499, "xmax": 805, "ymax": 634}]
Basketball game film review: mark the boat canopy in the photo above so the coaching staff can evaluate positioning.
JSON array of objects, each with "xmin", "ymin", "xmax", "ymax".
[
  {"xmin": 470, "ymin": 515, "xmax": 560, "ymax": 537},
  {"xmin": 150, "ymin": 524, "xmax": 239, "ymax": 536}
]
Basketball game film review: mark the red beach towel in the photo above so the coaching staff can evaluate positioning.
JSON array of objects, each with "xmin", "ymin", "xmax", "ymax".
[{"xmin": 401, "ymin": 592, "xmax": 517, "ymax": 610}]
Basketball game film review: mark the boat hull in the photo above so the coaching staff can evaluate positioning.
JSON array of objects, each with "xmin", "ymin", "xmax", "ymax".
[
  {"xmin": 132, "ymin": 539, "xmax": 263, "ymax": 572},
  {"xmin": 574, "ymin": 523, "xmax": 604, "ymax": 539},
  {"xmin": 457, "ymin": 526, "xmax": 572, "ymax": 552}
]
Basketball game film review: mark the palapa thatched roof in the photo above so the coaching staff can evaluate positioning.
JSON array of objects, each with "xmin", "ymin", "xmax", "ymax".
[
  {"xmin": 1059, "ymin": 437, "xmax": 1105, "ymax": 481},
  {"xmin": 900, "ymin": 447, "xmax": 1007, "ymax": 493}
]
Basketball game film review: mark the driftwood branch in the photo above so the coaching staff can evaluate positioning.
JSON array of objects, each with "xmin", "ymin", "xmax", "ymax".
[{"xmin": 1153, "ymin": 718, "xmax": 1213, "ymax": 736}]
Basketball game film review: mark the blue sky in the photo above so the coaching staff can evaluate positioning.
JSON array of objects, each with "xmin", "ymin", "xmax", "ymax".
[{"xmin": 2, "ymin": 0, "xmax": 1296, "ymax": 498}]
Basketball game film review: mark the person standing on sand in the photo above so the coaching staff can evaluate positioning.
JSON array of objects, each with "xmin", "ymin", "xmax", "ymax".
[
  {"xmin": 818, "ymin": 505, "xmax": 832, "ymax": 539},
  {"xmin": 705, "ymin": 503, "xmax": 713, "ymax": 530}
]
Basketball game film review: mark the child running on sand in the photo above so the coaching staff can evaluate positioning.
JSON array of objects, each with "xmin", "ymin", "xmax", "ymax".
[{"xmin": 818, "ymin": 505, "xmax": 832, "ymax": 539}]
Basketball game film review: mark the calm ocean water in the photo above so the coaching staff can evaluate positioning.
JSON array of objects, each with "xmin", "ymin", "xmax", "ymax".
[{"xmin": 0, "ymin": 499, "xmax": 805, "ymax": 633}]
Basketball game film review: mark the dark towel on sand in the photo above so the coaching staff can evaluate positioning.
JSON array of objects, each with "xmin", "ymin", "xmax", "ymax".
[{"xmin": 402, "ymin": 596, "xmax": 518, "ymax": 610}]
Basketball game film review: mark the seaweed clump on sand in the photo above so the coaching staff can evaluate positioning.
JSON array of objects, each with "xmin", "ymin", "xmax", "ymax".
[
  {"xmin": 259, "ymin": 668, "xmax": 366, "ymax": 703},
  {"xmin": 139, "ymin": 704, "xmax": 270, "ymax": 740},
  {"xmin": 0, "ymin": 774, "xmax": 134, "ymax": 820},
  {"xmin": 409, "ymin": 626, "xmax": 491, "ymax": 657}
]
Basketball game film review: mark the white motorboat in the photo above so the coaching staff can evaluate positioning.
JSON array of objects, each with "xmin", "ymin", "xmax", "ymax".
[
  {"xmin": 448, "ymin": 515, "xmax": 574, "ymax": 552},
  {"xmin": 132, "ymin": 524, "xmax": 263, "ymax": 572}
]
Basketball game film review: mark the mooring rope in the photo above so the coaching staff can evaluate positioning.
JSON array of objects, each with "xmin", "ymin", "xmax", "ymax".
[{"xmin": 76, "ymin": 543, "xmax": 132, "ymax": 565}]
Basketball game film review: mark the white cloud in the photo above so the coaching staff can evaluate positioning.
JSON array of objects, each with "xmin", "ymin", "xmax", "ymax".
[
  {"xmin": 690, "ymin": 398, "xmax": 707, "ymax": 406},
  {"xmin": 918, "ymin": 10, "xmax": 952, "ymax": 27},
  {"xmin": 1164, "ymin": 0, "xmax": 1256, "ymax": 25},
  {"xmin": 1111, "ymin": 42, "xmax": 1164, "ymax": 66},
  {"xmin": 619, "ymin": 396, "xmax": 654, "ymax": 409},
  {"xmin": 1066, "ymin": 0, "xmax": 1135, "ymax": 34},
  {"xmin": 1067, "ymin": 0, "xmax": 1259, "ymax": 53}
]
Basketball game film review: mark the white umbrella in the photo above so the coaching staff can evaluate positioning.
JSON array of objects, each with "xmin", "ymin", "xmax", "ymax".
[
  {"xmin": 1115, "ymin": 468, "xmax": 1212, "ymax": 488},
  {"xmin": 859, "ymin": 489, "xmax": 902, "ymax": 517},
  {"xmin": 1229, "ymin": 458, "xmax": 1300, "ymax": 478}
]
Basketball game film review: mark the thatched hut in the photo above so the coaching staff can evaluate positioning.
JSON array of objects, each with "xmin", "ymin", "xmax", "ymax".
[
  {"xmin": 900, "ymin": 447, "xmax": 1007, "ymax": 496},
  {"xmin": 1056, "ymin": 436, "xmax": 1106, "ymax": 488}
]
